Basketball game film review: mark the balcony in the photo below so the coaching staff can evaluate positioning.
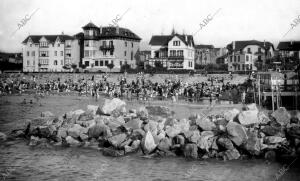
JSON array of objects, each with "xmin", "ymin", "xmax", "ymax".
[
  {"xmin": 65, "ymin": 45, "xmax": 71, "ymax": 48},
  {"xmin": 168, "ymin": 55, "xmax": 184, "ymax": 60},
  {"xmin": 84, "ymin": 35, "xmax": 98, "ymax": 40},
  {"xmin": 100, "ymin": 45, "xmax": 114, "ymax": 51}
]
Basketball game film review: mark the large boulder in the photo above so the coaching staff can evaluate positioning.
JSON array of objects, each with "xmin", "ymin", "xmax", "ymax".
[
  {"xmin": 144, "ymin": 120, "xmax": 159, "ymax": 136},
  {"xmin": 196, "ymin": 118, "xmax": 216, "ymax": 131},
  {"xmin": 261, "ymin": 125, "xmax": 282, "ymax": 136},
  {"xmin": 153, "ymin": 130, "xmax": 166, "ymax": 145},
  {"xmin": 130, "ymin": 129, "xmax": 145, "ymax": 140},
  {"xmin": 271, "ymin": 107, "xmax": 290, "ymax": 126},
  {"xmin": 108, "ymin": 133, "xmax": 127, "ymax": 148},
  {"xmin": 158, "ymin": 137, "xmax": 172, "ymax": 152},
  {"xmin": 106, "ymin": 117, "xmax": 125, "ymax": 131},
  {"xmin": 87, "ymin": 105, "xmax": 99, "ymax": 115},
  {"xmin": 88, "ymin": 124, "xmax": 112, "ymax": 139},
  {"xmin": 39, "ymin": 125, "xmax": 56, "ymax": 138},
  {"xmin": 183, "ymin": 143, "xmax": 198, "ymax": 159},
  {"xmin": 29, "ymin": 136, "xmax": 40, "ymax": 146},
  {"xmin": 56, "ymin": 127, "xmax": 68, "ymax": 141},
  {"xmin": 173, "ymin": 135, "xmax": 185, "ymax": 147},
  {"xmin": 226, "ymin": 122, "xmax": 248, "ymax": 146},
  {"xmin": 123, "ymin": 119, "xmax": 143, "ymax": 131},
  {"xmin": 125, "ymin": 140, "xmax": 141, "ymax": 154},
  {"xmin": 72, "ymin": 109, "xmax": 85, "ymax": 116},
  {"xmin": 67, "ymin": 124, "xmax": 87, "ymax": 138},
  {"xmin": 264, "ymin": 136, "xmax": 286, "ymax": 145},
  {"xmin": 78, "ymin": 111, "xmax": 94, "ymax": 122},
  {"xmin": 197, "ymin": 131, "xmax": 214, "ymax": 152},
  {"xmin": 141, "ymin": 131, "xmax": 157, "ymax": 154},
  {"xmin": 177, "ymin": 119, "xmax": 190, "ymax": 133},
  {"xmin": 257, "ymin": 111, "xmax": 271, "ymax": 125},
  {"xmin": 165, "ymin": 125, "xmax": 181, "ymax": 138},
  {"xmin": 287, "ymin": 124, "xmax": 300, "ymax": 139},
  {"xmin": 98, "ymin": 98, "xmax": 126, "ymax": 115},
  {"xmin": 217, "ymin": 137, "xmax": 235, "ymax": 150},
  {"xmin": 145, "ymin": 106, "xmax": 172, "ymax": 117},
  {"xmin": 247, "ymin": 103, "xmax": 258, "ymax": 111},
  {"xmin": 0, "ymin": 132, "xmax": 7, "ymax": 142},
  {"xmin": 243, "ymin": 130, "xmax": 261, "ymax": 155},
  {"xmin": 65, "ymin": 136, "xmax": 81, "ymax": 146},
  {"xmin": 184, "ymin": 130, "xmax": 201, "ymax": 144},
  {"xmin": 102, "ymin": 147, "xmax": 124, "ymax": 157},
  {"xmin": 222, "ymin": 149, "xmax": 240, "ymax": 160},
  {"xmin": 41, "ymin": 111, "xmax": 54, "ymax": 118},
  {"xmin": 238, "ymin": 110, "xmax": 260, "ymax": 126},
  {"xmin": 224, "ymin": 109, "xmax": 240, "ymax": 121}
]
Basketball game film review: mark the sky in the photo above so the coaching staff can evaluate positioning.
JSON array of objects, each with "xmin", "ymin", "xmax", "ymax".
[{"xmin": 0, "ymin": 0, "xmax": 300, "ymax": 53}]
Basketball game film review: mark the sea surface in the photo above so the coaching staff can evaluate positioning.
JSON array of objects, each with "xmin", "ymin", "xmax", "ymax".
[{"xmin": 0, "ymin": 95, "xmax": 299, "ymax": 181}]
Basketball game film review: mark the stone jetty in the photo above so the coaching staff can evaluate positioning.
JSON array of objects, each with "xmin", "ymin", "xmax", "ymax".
[{"xmin": 3, "ymin": 98, "xmax": 300, "ymax": 161}]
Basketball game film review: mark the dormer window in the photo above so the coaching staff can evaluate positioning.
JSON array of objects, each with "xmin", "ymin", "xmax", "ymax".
[
  {"xmin": 173, "ymin": 41, "xmax": 180, "ymax": 46},
  {"xmin": 58, "ymin": 43, "xmax": 60, "ymax": 47},
  {"xmin": 40, "ymin": 41, "xmax": 48, "ymax": 47}
]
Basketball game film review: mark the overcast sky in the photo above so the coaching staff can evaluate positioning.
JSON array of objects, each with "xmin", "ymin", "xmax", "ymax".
[{"xmin": 0, "ymin": 0, "xmax": 299, "ymax": 52}]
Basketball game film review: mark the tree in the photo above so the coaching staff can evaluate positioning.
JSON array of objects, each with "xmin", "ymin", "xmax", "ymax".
[
  {"xmin": 120, "ymin": 63, "xmax": 131, "ymax": 73},
  {"xmin": 71, "ymin": 63, "xmax": 77, "ymax": 72},
  {"xmin": 107, "ymin": 63, "xmax": 114, "ymax": 72}
]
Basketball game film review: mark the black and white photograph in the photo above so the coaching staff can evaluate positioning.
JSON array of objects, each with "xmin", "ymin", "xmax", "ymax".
[{"xmin": 0, "ymin": 0, "xmax": 300, "ymax": 180}]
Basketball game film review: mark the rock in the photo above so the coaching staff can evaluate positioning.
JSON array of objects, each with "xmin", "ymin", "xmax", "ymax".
[
  {"xmin": 56, "ymin": 127, "xmax": 68, "ymax": 140},
  {"xmin": 94, "ymin": 116, "xmax": 105, "ymax": 125},
  {"xmin": 78, "ymin": 111, "xmax": 94, "ymax": 122},
  {"xmin": 123, "ymin": 118, "xmax": 142, "ymax": 130},
  {"xmin": 141, "ymin": 131, "xmax": 157, "ymax": 154},
  {"xmin": 261, "ymin": 125, "xmax": 282, "ymax": 136},
  {"xmin": 196, "ymin": 118, "xmax": 216, "ymax": 131},
  {"xmin": 287, "ymin": 124, "xmax": 300, "ymax": 139},
  {"xmin": 98, "ymin": 98, "xmax": 126, "ymax": 115},
  {"xmin": 65, "ymin": 136, "xmax": 81, "ymax": 146},
  {"xmin": 153, "ymin": 131, "xmax": 166, "ymax": 145},
  {"xmin": 217, "ymin": 137, "xmax": 235, "ymax": 150},
  {"xmin": 27, "ymin": 117, "xmax": 54, "ymax": 134},
  {"xmin": 223, "ymin": 149, "xmax": 240, "ymax": 160},
  {"xmin": 224, "ymin": 109, "xmax": 240, "ymax": 121},
  {"xmin": 102, "ymin": 147, "xmax": 125, "ymax": 157},
  {"xmin": 41, "ymin": 111, "xmax": 54, "ymax": 118},
  {"xmin": 226, "ymin": 122, "xmax": 248, "ymax": 146},
  {"xmin": 290, "ymin": 110, "xmax": 300, "ymax": 124},
  {"xmin": 131, "ymin": 129, "xmax": 145, "ymax": 140},
  {"xmin": 184, "ymin": 130, "xmax": 201, "ymax": 144},
  {"xmin": 183, "ymin": 143, "xmax": 198, "ymax": 159},
  {"xmin": 29, "ymin": 136, "xmax": 40, "ymax": 146},
  {"xmin": 119, "ymin": 138, "xmax": 132, "ymax": 148},
  {"xmin": 106, "ymin": 117, "xmax": 125, "ymax": 131},
  {"xmin": 39, "ymin": 125, "xmax": 56, "ymax": 138},
  {"xmin": 67, "ymin": 124, "xmax": 87, "ymax": 138},
  {"xmin": 165, "ymin": 125, "xmax": 181, "ymax": 138},
  {"xmin": 88, "ymin": 124, "xmax": 111, "ymax": 139},
  {"xmin": 264, "ymin": 150, "xmax": 276, "ymax": 161},
  {"xmin": 158, "ymin": 137, "xmax": 172, "ymax": 152},
  {"xmin": 271, "ymin": 107, "xmax": 290, "ymax": 126},
  {"xmin": 111, "ymin": 106, "xmax": 126, "ymax": 117},
  {"xmin": 264, "ymin": 136, "xmax": 286, "ymax": 144},
  {"xmin": 145, "ymin": 106, "xmax": 172, "ymax": 117},
  {"xmin": 174, "ymin": 135, "xmax": 185, "ymax": 146},
  {"xmin": 129, "ymin": 109, "xmax": 137, "ymax": 114},
  {"xmin": 257, "ymin": 111, "xmax": 271, "ymax": 125},
  {"xmin": 238, "ymin": 110, "xmax": 260, "ymax": 126},
  {"xmin": 137, "ymin": 107, "xmax": 149, "ymax": 120},
  {"xmin": 247, "ymin": 103, "xmax": 258, "ymax": 111},
  {"xmin": 108, "ymin": 133, "xmax": 127, "ymax": 148},
  {"xmin": 0, "ymin": 132, "xmax": 7, "ymax": 142},
  {"xmin": 72, "ymin": 109, "xmax": 85, "ymax": 116},
  {"xmin": 197, "ymin": 131, "xmax": 215, "ymax": 152},
  {"xmin": 177, "ymin": 119, "xmax": 190, "ymax": 133},
  {"xmin": 243, "ymin": 130, "xmax": 261, "ymax": 155},
  {"xmin": 125, "ymin": 140, "xmax": 141, "ymax": 154},
  {"xmin": 164, "ymin": 118, "xmax": 178, "ymax": 127},
  {"xmin": 144, "ymin": 120, "xmax": 159, "ymax": 136},
  {"xmin": 79, "ymin": 133, "xmax": 89, "ymax": 141},
  {"xmin": 87, "ymin": 105, "xmax": 99, "ymax": 115}
]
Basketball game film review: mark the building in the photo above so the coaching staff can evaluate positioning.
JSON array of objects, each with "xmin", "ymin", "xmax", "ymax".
[
  {"xmin": 136, "ymin": 50, "xmax": 150, "ymax": 70},
  {"xmin": 81, "ymin": 22, "xmax": 141, "ymax": 72},
  {"xmin": 194, "ymin": 44, "xmax": 215, "ymax": 65},
  {"xmin": 22, "ymin": 34, "xmax": 80, "ymax": 72},
  {"xmin": 277, "ymin": 41, "xmax": 300, "ymax": 60},
  {"xmin": 226, "ymin": 40, "xmax": 274, "ymax": 72},
  {"xmin": 148, "ymin": 33, "xmax": 195, "ymax": 70}
]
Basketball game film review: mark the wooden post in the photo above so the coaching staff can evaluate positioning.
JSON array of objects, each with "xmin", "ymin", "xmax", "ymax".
[
  {"xmin": 258, "ymin": 75, "xmax": 261, "ymax": 106},
  {"xmin": 276, "ymin": 85, "xmax": 279, "ymax": 109},
  {"xmin": 271, "ymin": 77, "xmax": 275, "ymax": 112}
]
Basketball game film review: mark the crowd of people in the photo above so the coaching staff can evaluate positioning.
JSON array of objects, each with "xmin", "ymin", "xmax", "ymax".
[{"xmin": 0, "ymin": 73, "xmax": 252, "ymax": 104}]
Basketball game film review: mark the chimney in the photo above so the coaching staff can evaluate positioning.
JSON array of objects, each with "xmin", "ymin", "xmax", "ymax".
[
  {"xmin": 185, "ymin": 35, "xmax": 187, "ymax": 42},
  {"xmin": 61, "ymin": 31, "xmax": 64, "ymax": 35},
  {"xmin": 116, "ymin": 26, "xmax": 119, "ymax": 34},
  {"xmin": 100, "ymin": 26, "xmax": 102, "ymax": 34},
  {"xmin": 233, "ymin": 41, "xmax": 235, "ymax": 50},
  {"xmin": 291, "ymin": 41, "xmax": 294, "ymax": 45},
  {"xmin": 263, "ymin": 40, "xmax": 266, "ymax": 47}
]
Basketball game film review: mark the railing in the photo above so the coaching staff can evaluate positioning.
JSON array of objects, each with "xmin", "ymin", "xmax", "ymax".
[
  {"xmin": 168, "ymin": 55, "xmax": 184, "ymax": 60},
  {"xmin": 100, "ymin": 45, "xmax": 114, "ymax": 51}
]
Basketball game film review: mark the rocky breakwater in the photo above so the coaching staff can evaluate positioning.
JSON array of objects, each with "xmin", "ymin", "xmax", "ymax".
[{"xmin": 2, "ymin": 100, "xmax": 300, "ymax": 162}]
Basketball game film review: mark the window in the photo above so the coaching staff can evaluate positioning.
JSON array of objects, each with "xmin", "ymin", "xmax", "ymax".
[
  {"xmin": 27, "ymin": 60, "xmax": 29, "ymax": 65},
  {"xmin": 84, "ymin": 50, "xmax": 89, "ymax": 57},
  {"xmin": 177, "ymin": 50, "xmax": 183, "ymax": 56},
  {"xmin": 54, "ymin": 60, "xmax": 57, "ymax": 65},
  {"xmin": 100, "ymin": 61, "xmax": 103, "ymax": 66},
  {"xmin": 95, "ymin": 61, "xmax": 99, "ymax": 66},
  {"xmin": 54, "ymin": 51, "xmax": 57, "ymax": 56},
  {"xmin": 109, "ymin": 41, "xmax": 113, "ymax": 47},
  {"xmin": 102, "ymin": 41, "xmax": 106, "ymax": 46},
  {"xmin": 246, "ymin": 56, "xmax": 249, "ymax": 61},
  {"xmin": 131, "ymin": 51, "xmax": 133, "ymax": 60},
  {"xmin": 242, "ymin": 64, "xmax": 245, "ymax": 70},
  {"xmin": 84, "ymin": 41, "xmax": 89, "ymax": 47},
  {"xmin": 258, "ymin": 55, "xmax": 261, "ymax": 61},
  {"xmin": 247, "ymin": 48, "xmax": 251, "ymax": 53},
  {"xmin": 60, "ymin": 51, "xmax": 63, "ymax": 56},
  {"xmin": 238, "ymin": 56, "xmax": 240, "ymax": 62},
  {"xmin": 27, "ymin": 51, "xmax": 30, "ymax": 56},
  {"xmin": 66, "ymin": 41, "xmax": 71, "ymax": 47},
  {"xmin": 120, "ymin": 61, "xmax": 123, "ymax": 66},
  {"xmin": 110, "ymin": 50, "xmax": 113, "ymax": 56},
  {"xmin": 39, "ymin": 51, "xmax": 48, "ymax": 57},
  {"xmin": 132, "ymin": 42, "xmax": 133, "ymax": 47},
  {"xmin": 105, "ymin": 60, "xmax": 108, "ymax": 66},
  {"xmin": 173, "ymin": 41, "xmax": 180, "ymax": 46},
  {"xmin": 31, "ymin": 51, "xmax": 35, "ymax": 56},
  {"xmin": 124, "ymin": 51, "xmax": 127, "ymax": 56},
  {"xmin": 66, "ymin": 50, "xmax": 71, "ymax": 57},
  {"xmin": 30, "ymin": 44, "xmax": 32, "ymax": 47},
  {"xmin": 234, "ymin": 56, "xmax": 236, "ymax": 62},
  {"xmin": 103, "ymin": 51, "xmax": 107, "ymax": 56},
  {"xmin": 258, "ymin": 48, "xmax": 261, "ymax": 53},
  {"xmin": 40, "ymin": 41, "xmax": 48, "ymax": 47},
  {"xmin": 33, "ymin": 60, "xmax": 35, "ymax": 65},
  {"xmin": 58, "ymin": 44, "xmax": 60, "ymax": 47},
  {"xmin": 125, "ymin": 42, "xmax": 127, "ymax": 47},
  {"xmin": 85, "ymin": 61, "xmax": 89, "ymax": 66},
  {"xmin": 230, "ymin": 56, "xmax": 232, "ymax": 62}
]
